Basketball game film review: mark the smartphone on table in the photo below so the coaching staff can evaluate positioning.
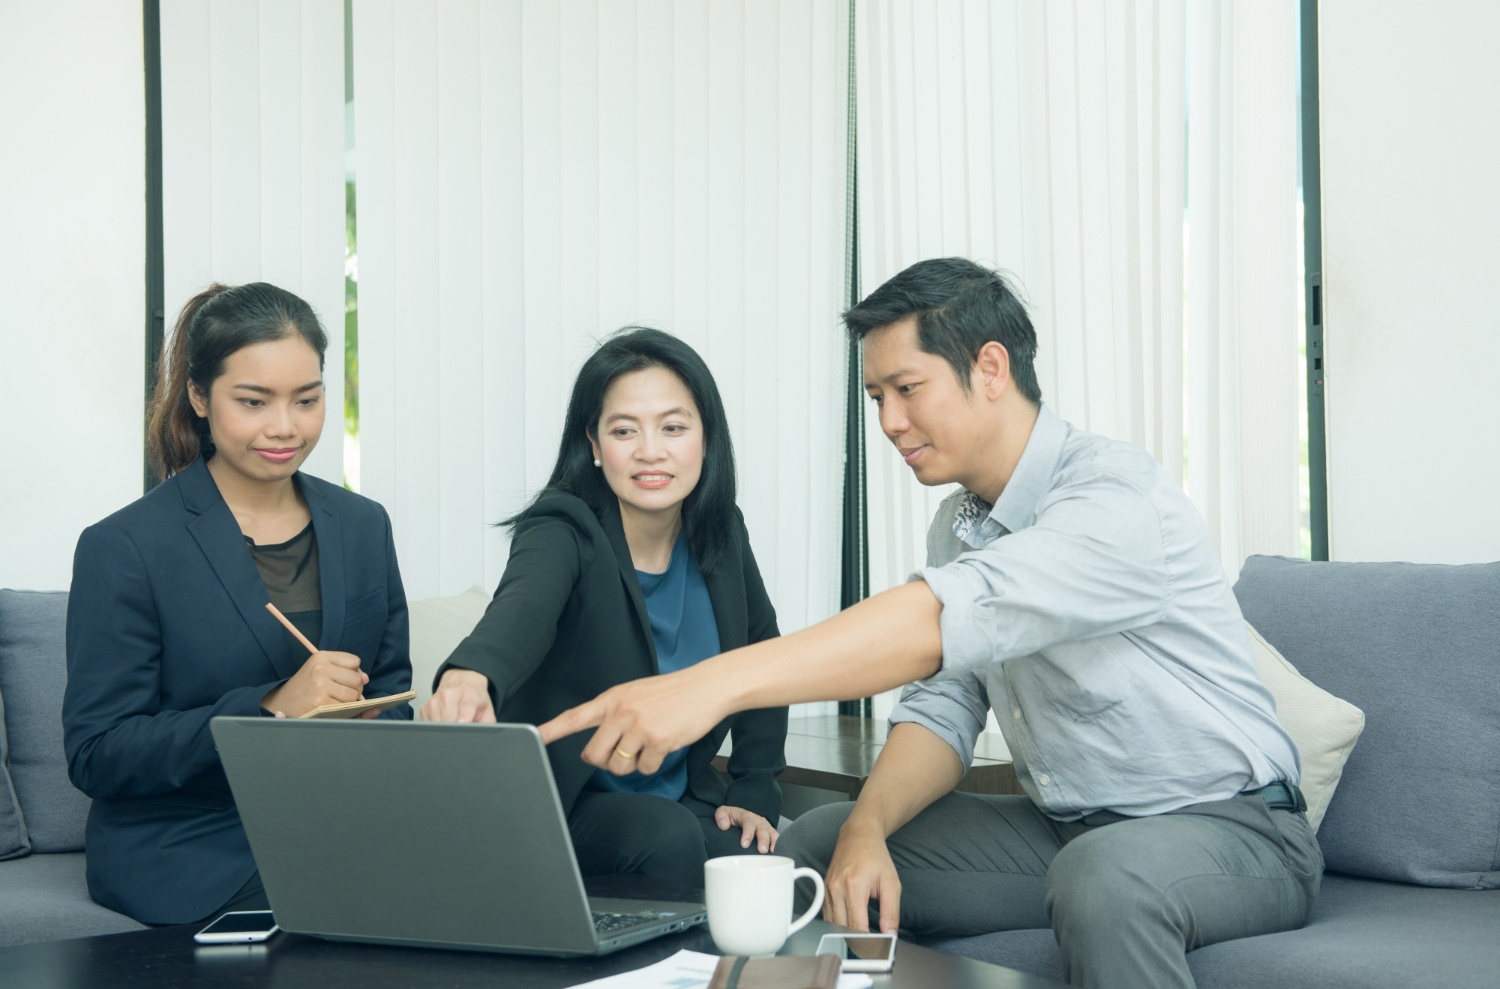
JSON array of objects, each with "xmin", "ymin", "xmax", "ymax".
[
  {"xmin": 815, "ymin": 932, "xmax": 898, "ymax": 973},
  {"xmin": 193, "ymin": 910, "xmax": 280, "ymax": 944}
]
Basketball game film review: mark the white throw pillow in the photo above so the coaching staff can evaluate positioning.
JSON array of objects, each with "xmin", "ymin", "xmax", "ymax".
[
  {"xmin": 1246, "ymin": 622, "xmax": 1365, "ymax": 831},
  {"xmin": 406, "ymin": 585, "xmax": 492, "ymax": 713}
]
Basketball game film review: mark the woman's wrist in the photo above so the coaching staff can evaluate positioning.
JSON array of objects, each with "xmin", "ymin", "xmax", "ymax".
[{"xmin": 439, "ymin": 667, "xmax": 490, "ymax": 691}]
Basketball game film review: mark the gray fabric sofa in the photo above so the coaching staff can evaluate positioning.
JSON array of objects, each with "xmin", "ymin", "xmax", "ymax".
[
  {"xmin": 6, "ymin": 557, "xmax": 1499, "ymax": 982},
  {"xmin": 924, "ymin": 555, "xmax": 1500, "ymax": 988},
  {"xmin": 0, "ymin": 590, "xmax": 146, "ymax": 946},
  {"xmin": 0, "ymin": 583, "xmax": 478, "ymax": 949}
]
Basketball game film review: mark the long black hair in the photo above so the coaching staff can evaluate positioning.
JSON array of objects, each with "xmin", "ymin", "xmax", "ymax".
[
  {"xmin": 509, "ymin": 327, "xmax": 739, "ymax": 574},
  {"xmin": 147, "ymin": 282, "xmax": 327, "ymax": 479}
]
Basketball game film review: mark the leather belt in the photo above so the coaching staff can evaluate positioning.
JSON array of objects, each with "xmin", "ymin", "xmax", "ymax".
[{"xmin": 1244, "ymin": 780, "xmax": 1307, "ymax": 812}]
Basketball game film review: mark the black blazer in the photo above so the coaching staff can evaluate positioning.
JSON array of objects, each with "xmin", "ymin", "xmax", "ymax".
[
  {"xmin": 438, "ymin": 490, "xmax": 787, "ymax": 822},
  {"xmin": 62, "ymin": 457, "xmax": 413, "ymax": 925}
]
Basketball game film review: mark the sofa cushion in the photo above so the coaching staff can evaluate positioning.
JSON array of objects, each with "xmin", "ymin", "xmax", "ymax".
[
  {"xmin": 926, "ymin": 874, "xmax": 1500, "ymax": 989},
  {"xmin": 1185, "ymin": 873, "xmax": 1500, "ymax": 989},
  {"xmin": 0, "ymin": 685, "xmax": 29, "ymax": 859},
  {"xmin": 0, "ymin": 851, "xmax": 146, "ymax": 946},
  {"xmin": 1245, "ymin": 622, "xmax": 1364, "ymax": 831},
  {"xmin": 0, "ymin": 590, "xmax": 91, "ymax": 853},
  {"xmin": 1233, "ymin": 556, "xmax": 1500, "ymax": 889},
  {"xmin": 407, "ymin": 585, "xmax": 491, "ymax": 712}
]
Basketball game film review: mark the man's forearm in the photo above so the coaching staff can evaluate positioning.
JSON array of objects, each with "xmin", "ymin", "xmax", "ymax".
[
  {"xmin": 696, "ymin": 581, "xmax": 945, "ymax": 715},
  {"xmin": 844, "ymin": 722, "xmax": 965, "ymax": 838},
  {"xmin": 537, "ymin": 582, "xmax": 946, "ymax": 774}
]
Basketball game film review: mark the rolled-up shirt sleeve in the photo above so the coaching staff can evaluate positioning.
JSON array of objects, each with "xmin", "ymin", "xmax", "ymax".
[
  {"xmin": 916, "ymin": 471, "xmax": 1170, "ymax": 674},
  {"xmin": 888, "ymin": 671, "xmax": 991, "ymax": 770}
]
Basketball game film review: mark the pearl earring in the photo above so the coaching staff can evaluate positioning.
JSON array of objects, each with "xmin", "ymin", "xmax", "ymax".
[{"xmin": 593, "ymin": 459, "xmax": 602, "ymax": 467}]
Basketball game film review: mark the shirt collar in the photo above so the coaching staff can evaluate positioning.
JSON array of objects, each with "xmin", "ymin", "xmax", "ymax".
[{"xmin": 953, "ymin": 404, "xmax": 1067, "ymax": 546}]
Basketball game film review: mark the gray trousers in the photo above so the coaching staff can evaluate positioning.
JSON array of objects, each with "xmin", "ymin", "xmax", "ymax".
[{"xmin": 779, "ymin": 791, "xmax": 1322, "ymax": 989}]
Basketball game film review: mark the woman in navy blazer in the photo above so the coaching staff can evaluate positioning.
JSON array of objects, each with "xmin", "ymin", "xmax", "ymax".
[
  {"xmin": 422, "ymin": 328, "xmax": 787, "ymax": 888},
  {"xmin": 62, "ymin": 283, "xmax": 412, "ymax": 925}
]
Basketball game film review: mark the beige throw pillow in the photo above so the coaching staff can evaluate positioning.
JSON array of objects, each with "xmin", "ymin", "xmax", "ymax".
[
  {"xmin": 1246, "ymin": 622, "xmax": 1366, "ymax": 831},
  {"xmin": 407, "ymin": 585, "xmax": 492, "ymax": 713}
]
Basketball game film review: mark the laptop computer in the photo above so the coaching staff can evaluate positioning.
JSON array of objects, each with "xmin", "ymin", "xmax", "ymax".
[{"xmin": 209, "ymin": 717, "xmax": 707, "ymax": 955}]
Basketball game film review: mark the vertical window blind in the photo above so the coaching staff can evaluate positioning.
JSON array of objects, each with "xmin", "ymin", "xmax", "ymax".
[
  {"xmin": 351, "ymin": 0, "xmax": 850, "ymax": 681},
  {"xmin": 157, "ymin": 0, "xmax": 1303, "ymax": 721},
  {"xmin": 160, "ymin": 0, "xmax": 348, "ymax": 486}
]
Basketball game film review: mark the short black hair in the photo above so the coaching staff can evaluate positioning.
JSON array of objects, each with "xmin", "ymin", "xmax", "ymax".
[
  {"xmin": 509, "ymin": 327, "xmax": 739, "ymax": 574},
  {"xmin": 843, "ymin": 257, "xmax": 1041, "ymax": 405}
]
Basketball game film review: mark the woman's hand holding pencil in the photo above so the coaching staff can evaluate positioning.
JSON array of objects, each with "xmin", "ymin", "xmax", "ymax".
[{"xmin": 259, "ymin": 602, "xmax": 372, "ymax": 718}]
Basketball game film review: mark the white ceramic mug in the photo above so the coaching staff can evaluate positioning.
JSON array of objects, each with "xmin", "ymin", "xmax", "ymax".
[{"xmin": 703, "ymin": 855, "xmax": 825, "ymax": 956}]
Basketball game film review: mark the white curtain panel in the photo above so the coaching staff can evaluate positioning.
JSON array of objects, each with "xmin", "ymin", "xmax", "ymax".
[
  {"xmin": 352, "ymin": 0, "xmax": 850, "ymax": 674},
  {"xmin": 857, "ymin": 0, "xmax": 1298, "ymax": 717},
  {"xmin": 858, "ymin": 0, "xmax": 1298, "ymax": 593},
  {"xmin": 160, "ymin": 0, "xmax": 348, "ymax": 486},
  {"xmin": 1186, "ymin": 0, "xmax": 1301, "ymax": 568}
]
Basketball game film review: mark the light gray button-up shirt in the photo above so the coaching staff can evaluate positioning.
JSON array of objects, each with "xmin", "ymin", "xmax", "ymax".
[{"xmin": 891, "ymin": 405, "xmax": 1299, "ymax": 819}]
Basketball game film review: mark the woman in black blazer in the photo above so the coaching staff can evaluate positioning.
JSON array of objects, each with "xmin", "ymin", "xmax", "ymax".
[
  {"xmin": 423, "ymin": 328, "xmax": 787, "ymax": 888},
  {"xmin": 62, "ymin": 283, "xmax": 413, "ymax": 925}
]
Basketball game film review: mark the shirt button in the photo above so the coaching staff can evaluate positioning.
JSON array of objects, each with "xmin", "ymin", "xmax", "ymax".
[
  {"xmin": 1037, "ymin": 773, "xmax": 1051, "ymax": 786},
  {"xmin": 1011, "ymin": 707, "xmax": 1022, "ymax": 720}
]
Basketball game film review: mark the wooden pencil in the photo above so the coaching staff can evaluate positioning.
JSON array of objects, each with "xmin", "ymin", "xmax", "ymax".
[{"xmin": 264, "ymin": 601, "xmax": 318, "ymax": 655}]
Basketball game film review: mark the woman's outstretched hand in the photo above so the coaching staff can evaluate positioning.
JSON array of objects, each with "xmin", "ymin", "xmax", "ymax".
[{"xmin": 420, "ymin": 668, "xmax": 497, "ymax": 723}]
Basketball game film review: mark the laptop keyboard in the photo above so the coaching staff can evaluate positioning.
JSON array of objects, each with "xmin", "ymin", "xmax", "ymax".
[{"xmin": 592, "ymin": 911, "xmax": 660, "ymax": 934}]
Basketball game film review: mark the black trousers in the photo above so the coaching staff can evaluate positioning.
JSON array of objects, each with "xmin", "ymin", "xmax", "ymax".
[
  {"xmin": 568, "ymin": 790, "xmax": 765, "ymax": 889},
  {"xmin": 175, "ymin": 871, "xmax": 270, "ymax": 926}
]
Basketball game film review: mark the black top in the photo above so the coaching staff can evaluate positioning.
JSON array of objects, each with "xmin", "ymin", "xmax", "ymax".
[
  {"xmin": 437, "ymin": 489, "xmax": 787, "ymax": 823},
  {"xmin": 247, "ymin": 520, "xmax": 322, "ymax": 659}
]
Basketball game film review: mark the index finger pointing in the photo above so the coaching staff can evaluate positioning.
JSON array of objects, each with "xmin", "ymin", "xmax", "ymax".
[{"xmin": 538, "ymin": 699, "xmax": 604, "ymax": 746}]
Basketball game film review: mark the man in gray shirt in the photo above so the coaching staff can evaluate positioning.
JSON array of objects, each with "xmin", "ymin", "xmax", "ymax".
[{"xmin": 543, "ymin": 257, "xmax": 1322, "ymax": 989}]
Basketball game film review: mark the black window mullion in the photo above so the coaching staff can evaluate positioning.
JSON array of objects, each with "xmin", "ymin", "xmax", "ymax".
[
  {"xmin": 143, "ymin": 0, "xmax": 165, "ymax": 492},
  {"xmin": 1300, "ymin": 0, "xmax": 1328, "ymax": 560},
  {"xmin": 838, "ymin": 0, "xmax": 871, "ymax": 719}
]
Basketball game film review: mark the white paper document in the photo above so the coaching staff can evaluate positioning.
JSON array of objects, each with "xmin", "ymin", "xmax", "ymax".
[{"xmin": 564, "ymin": 948, "xmax": 874, "ymax": 989}]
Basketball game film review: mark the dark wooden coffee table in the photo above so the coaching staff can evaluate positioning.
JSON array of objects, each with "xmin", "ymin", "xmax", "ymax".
[{"xmin": 0, "ymin": 916, "xmax": 1064, "ymax": 988}]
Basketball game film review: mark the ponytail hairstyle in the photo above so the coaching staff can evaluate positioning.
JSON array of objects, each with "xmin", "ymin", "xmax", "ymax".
[
  {"xmin": 507, "ymin": 327, "xmax": 739, "ymax": 575},
  {"xmin": 147, "ymin": 282, "xmax": 328, "ymax": 480}
]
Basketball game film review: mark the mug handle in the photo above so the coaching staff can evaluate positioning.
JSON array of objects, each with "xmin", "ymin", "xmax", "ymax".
[{"xmin": 787, "ymin": 867, "xmax": 826, "ymax": 937}]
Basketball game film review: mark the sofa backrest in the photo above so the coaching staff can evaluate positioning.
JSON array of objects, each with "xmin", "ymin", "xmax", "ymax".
[
  {"xmin": 0, "ymin": 589, "xmax": 92, "ymax": 855},
  {"xmin": 0, "ymin": 685, "xmax": 25, "ymax": 859},
  {"xmin": 0, "ymin": 582, "xmax": 494, "ymax": 861},
  {"xmin": 406, "ymin": 585, "xmax": 491, "ymax": 712},
  {"xmin": 1233, "ymin": 555, "xmax": 1500, "ymax": 889}
]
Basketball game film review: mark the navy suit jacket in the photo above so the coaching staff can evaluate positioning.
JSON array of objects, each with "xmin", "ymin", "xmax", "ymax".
[{"xmin": 62, "ymin": 457, "xmax": 412, "ymax": 925}]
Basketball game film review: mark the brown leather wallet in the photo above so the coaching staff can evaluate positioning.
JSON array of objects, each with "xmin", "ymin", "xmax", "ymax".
[{"xmin": 707, "ymin": 953, "xmax": 841, "ymax": 989}]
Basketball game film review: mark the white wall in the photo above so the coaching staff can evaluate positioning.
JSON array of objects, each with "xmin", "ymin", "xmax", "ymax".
[
  {"xmin": 1320, "ymin": 1, "xmax": 1500, "ymax": 563},
  {"xmin": 0, "ymin": 1, "xmax": 146, "ymax": 590}
]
